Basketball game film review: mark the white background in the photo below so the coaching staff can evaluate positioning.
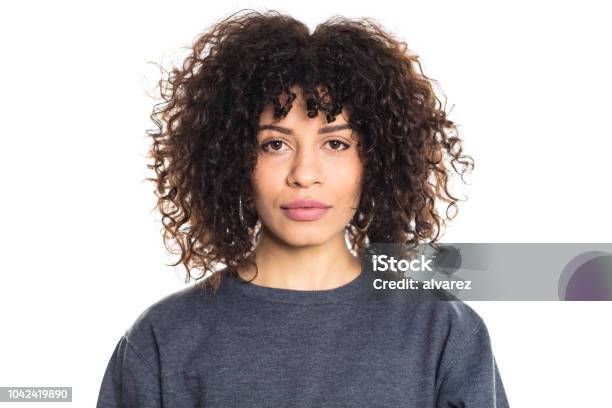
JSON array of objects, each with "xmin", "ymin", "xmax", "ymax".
[{"xmin": 1, "ymin": 1, "xmax": 611, "ymax": 406}]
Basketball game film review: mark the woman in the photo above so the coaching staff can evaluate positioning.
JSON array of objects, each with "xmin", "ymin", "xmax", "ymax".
[{"xmin": 96, "ymin": 9, "xmax": 510, "ymax": 407}]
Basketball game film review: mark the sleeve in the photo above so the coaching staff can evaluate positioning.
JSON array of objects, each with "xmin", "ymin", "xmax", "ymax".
[
  {"xmin": 96, "ymin": 335, "xmax": 162, "ymax": 408},
  {"xmin": 435, "ymin": 320, "xmax": 510, "ymax": 408}
]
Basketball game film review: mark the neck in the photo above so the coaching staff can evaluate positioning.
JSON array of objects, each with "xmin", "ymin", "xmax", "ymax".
[{"xmin": 238, "ymin": 226, "xmax": 362, "ymax": 290}]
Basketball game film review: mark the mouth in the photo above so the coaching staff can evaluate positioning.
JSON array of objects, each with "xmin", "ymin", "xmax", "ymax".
[
  {"xmin": 281, "ymin": 206, "xmax": 331, "ymax": 221},
  {"xmin": 280, "ymin": 198, "xmax": 332, "ymax": 221}
]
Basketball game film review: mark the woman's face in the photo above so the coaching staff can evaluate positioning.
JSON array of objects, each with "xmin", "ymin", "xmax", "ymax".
[{"xmin": 251, "ymin": 87, "xmax": 363, "ymax": 248}]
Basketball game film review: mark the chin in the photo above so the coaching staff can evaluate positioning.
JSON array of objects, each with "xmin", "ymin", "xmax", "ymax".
[
  {"xmin": 282, "ymin": 232, "xmax": 327, "ymax": 246},
  {"xmin": 282, "ymin": 226, "xmax": 341, "ymax": 246}
]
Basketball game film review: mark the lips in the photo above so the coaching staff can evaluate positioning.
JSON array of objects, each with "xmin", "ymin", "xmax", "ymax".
[
  {"xmin": 280, "ymin": 199, "xmax": 332, "ymax": 221},
  {"xmin": 280, "ymin": 199, "xmax": 332, "ymax": 209}
]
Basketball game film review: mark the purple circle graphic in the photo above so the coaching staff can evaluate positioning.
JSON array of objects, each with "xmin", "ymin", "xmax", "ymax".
[{"xmin": 559, "ymin": 252, "xmax": 612, "ymax": 300}]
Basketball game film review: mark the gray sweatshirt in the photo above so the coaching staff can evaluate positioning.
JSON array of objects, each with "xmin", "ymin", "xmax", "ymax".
[{"xmin": 96, "ymin": 262, "xmax": 510, "ymax": 407}]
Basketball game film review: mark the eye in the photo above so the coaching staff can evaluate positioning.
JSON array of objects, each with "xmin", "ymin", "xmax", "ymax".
[
  {"xmin": 260, "ymin": 138, "xmax": 289, "ymax": 153},
  {"xmin": 325, "ymin": 139, "xmax": 351, "ymax": 151}
]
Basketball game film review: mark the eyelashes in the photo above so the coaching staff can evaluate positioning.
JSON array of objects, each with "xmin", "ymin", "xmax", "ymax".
[
  {"xmin": 260, "ymin": 139, "xmax": 285, "ymax": 152},
  {"xmin": 259, "ymin": 138, "xmax": 351, "ymax": 153}
]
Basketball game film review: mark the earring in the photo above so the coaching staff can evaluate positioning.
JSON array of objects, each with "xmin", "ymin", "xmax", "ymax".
[
  {"xmin": 238, "ymin": 195, "xmax": 245, "ymax": 226},
  {"xmin": 360, "ymin": 213, "xmax": 373, "ymax": 232},
  {"xmin": 357, "ymin": 197, "xmax": 375, "ymax": 232}
]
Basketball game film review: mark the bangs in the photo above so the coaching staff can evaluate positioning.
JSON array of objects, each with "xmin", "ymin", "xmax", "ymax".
[{"xmin": 247, "ymin": 38, "xmax": 360, "ymax": 124}]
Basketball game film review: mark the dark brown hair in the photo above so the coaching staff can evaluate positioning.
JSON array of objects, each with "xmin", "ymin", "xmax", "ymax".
[{"xmin": 145, "ymin": 9, "xmax": 474, "ymax": 293}]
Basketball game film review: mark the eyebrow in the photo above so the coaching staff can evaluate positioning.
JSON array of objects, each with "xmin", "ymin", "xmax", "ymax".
[{"xmin": 258, "ymin": 123, "xmax": 352, "ymax": 135}]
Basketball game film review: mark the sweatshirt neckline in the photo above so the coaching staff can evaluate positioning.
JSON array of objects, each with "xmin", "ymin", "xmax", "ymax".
[{"xmin": 233, "ymin": 256, "xmax": 373, "ymax": 305}]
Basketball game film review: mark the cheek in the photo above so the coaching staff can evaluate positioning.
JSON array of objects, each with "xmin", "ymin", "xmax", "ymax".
[
  {"xmin": 333, "ymin": 158, "xmax": 363, "ymax": 192},
  {"xmin": 251, "ymin": 162, "xmax": 282, "ymax": 204}
]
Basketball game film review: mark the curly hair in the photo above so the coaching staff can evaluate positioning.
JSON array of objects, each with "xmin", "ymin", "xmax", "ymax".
[{"xmin": 145, "ymin": 9, "xmax": 474, "ymax": 293}]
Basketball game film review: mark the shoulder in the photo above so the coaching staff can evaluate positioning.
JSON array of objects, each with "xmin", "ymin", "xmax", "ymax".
[
  {"xmin": 122, "ymin": 272, "xmax": 232, "ymax": 360},
  {"xmin": 389, "ymin": 291, "xmax": 487, "ymax": 355},
  {"xmin": 418, "ymin": 298, "xmax": 485, "ymax": 340},
  {"xmin": 374, "ymin": 281, "xmax": 485, "ymax": 338},
  {"xmin": 400, "ymin": 298, "xmax": 493, "ymax": 388},
  {"xmin": 434, "ymin": 300, "xmax": 484, "ymax": 331}
]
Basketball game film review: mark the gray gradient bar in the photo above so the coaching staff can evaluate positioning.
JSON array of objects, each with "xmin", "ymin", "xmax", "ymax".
[
  {"xmin": 0, "ymin": 387, "xmax": 71, "ymax": 402},
  {"xmin": 363, "ymin": 243, "xmax": 612, "ymax": 300}
]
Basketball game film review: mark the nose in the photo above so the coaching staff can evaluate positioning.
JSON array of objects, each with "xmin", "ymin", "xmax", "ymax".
[{"xmin": 287, "ymin": 144, "xmax": 324, "ymax": 188}]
